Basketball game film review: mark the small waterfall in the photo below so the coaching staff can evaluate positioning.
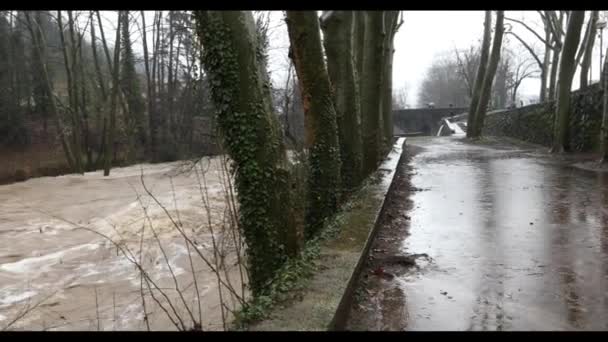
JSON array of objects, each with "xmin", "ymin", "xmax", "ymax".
[{"xmin": 437, "ymin": 125, "xmax": 445, "ymax": 137}]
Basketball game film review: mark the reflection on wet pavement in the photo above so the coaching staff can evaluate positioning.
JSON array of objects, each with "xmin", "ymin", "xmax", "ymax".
[{"xmin": 400, "ymin": 137, "xmax": 608, "ymax": 331}]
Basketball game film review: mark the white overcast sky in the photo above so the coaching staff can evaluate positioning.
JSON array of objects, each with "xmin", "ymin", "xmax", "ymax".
[
  {"xmin": 265, "ymin": 10, "xmax": 608, "ymax": 107},
  {"xmin": 92, "ymin": 10, "xmax": 608, "ymax": 108}
]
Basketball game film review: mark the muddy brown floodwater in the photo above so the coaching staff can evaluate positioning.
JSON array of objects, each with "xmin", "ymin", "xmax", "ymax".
[
  {"xmin": 0, "ymin": 157, "xmax": 246, "ymax": 331},
  {"xmin": 347, "ymin": 136, "xmax": 608, "ymax": 331}
]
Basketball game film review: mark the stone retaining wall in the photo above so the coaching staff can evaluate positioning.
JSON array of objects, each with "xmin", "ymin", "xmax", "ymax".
[{"xmin": 483, "ymin": 83, "xmax": 603, "ymax": 152}]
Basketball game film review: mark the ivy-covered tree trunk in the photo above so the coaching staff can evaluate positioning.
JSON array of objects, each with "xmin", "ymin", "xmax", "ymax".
[
  {"xmin": 381, "ymin": 11, "xmax": 400, "ymax": 149},
  {"xmin": 194, "ymin": 11, "xmax": 296, "ymax": 295},
  {"xmin": 354, "ymin": 12, "xmax": 366, "ymax": 145},
  {"xmin": 286, "ymin": 11, "xmax": 342, "ymax": 235},
  {"xmin": 471, "ymin": 11, "xmax": 504, "ymax": 138},
  {"xmin": 360, "ymin": 11, "xmax": 385, "ymax": 176},
  {"xmin": 551, "ymin": 11, "xmax": 584, "ymax": 154},
  {"xmin": 320, "ymin": 11, "xmax": 362, "ymax": 191},
  {"xmin": 466, "ymin": 11, "xmax": 492, "ymax": 138}
]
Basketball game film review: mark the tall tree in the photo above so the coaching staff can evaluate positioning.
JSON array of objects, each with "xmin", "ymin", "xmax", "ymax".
[
  {"xmin": 471, "ymin": 11, "xmax": 505, "ymax": 138},
  {"xmin": 381, "ymin": 11, "xmax": 402, "ymax": 149},
  {"xmin": 467, "ymin": 11, "xmax": 492, "ymax": 138},
  {"xmin": 89, "ymin": 11, "xmax": 108, "ymax": 167},
  {"xmin": 103, "ymin": 11, "xmax": 122, "ymax": 176},
  {"xmin": 30, "ymin": 11, "xmax": 53, "ymax": 131},
  {"xmin": 504, "ymin": 11, "xmax": 563, "ymax": 102},
  {"xmin": 579, "ymin": 11, "xmax": 598, "ymax": 88},
  {"xmin": 359, "ymin": 11, "xmax": 385, "ymax": 175},
  {"xmin": 354, "ymin": 12, "xmax": 365, "ymax": 115},
  {"xmin": 57, "ymin": 11, "xmax": 84, "ymax": 174},
  {"xmin": 601, "ymin": 44, "xmax": 608, "ymax": 163},
  {"xmin": 547, "ymin": 11, "xmax": 565, "ymax": 101},
  {"xmin": 286, "ymin": 11, "xmax": 341, "ymax": 235},
  {"xmin": 194, "ymin": 11, "xmax": 296, "ymax": 295},
  {"xmin": 494, "ymin": 54, "xmax": 509, "ymax": 109},
  {"xmin": 24, "ymin": 12, "xmax": 76, "ymax": 169},
  {"xmin": 551, "ymin": 11, "xmax": 585, "ymax": 153},
  {"xmin": 320, "ymin": 11, "xmax": 363, "ymax": 191},
  {"xmin": 120, "ymin": 10, "xmax": 146, "ymax": 161}
]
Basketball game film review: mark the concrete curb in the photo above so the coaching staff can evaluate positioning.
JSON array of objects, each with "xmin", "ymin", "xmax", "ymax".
[
  {"xmin": 250, "ymin": 137, "xmax": 407, "ymax": 331},
  {"xmin": 329, "ymin": 137, "xmax": 407, "ymax": 330}
]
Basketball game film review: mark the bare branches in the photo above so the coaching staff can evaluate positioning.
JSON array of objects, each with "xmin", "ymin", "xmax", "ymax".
[
  {"xmin": 505, "ymin": 16, "xmax": 553, "ymax": 49},
  {"xmin": 1, "ymin": 292, "xmax": 56, "ymax": 331},
  {"xmin": 504, "ymin": 25, "xmax": 545, "ymax": 71}
]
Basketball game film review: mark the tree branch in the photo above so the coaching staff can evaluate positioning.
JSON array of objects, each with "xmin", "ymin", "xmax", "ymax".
[
  {"xmin": 505, "ymin": 30, "xmax": 545, "ymax": 72},
  {"xmin": 505, "ymin": 16, "xmax": 553, "ymax": 48}
]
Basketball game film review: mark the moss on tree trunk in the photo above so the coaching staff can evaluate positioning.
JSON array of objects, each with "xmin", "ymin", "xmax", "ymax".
[
  {"xmin": 320, "ymin": 11, "xmax": 363, "ymax": 191},
  {"xmin": 360, "ymin": 11, "xmax": 385, "ymax": 176},
  {"xmin": 286, "ymin": 11, "xmax": 342, "ymax": 237},
  {"xmin": 194, "ymin": 11, "xmax": 296, "ymax": 295}
]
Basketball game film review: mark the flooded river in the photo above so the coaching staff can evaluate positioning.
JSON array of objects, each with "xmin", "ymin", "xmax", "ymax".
[{"xmin": 0, "ymin": 157, "xmax": 246, "ymax": 330}]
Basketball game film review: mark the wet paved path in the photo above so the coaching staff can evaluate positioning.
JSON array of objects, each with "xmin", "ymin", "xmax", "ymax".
[{"xmin": 398, "ymin": 137, "xmax": 608, "ymax": 330}]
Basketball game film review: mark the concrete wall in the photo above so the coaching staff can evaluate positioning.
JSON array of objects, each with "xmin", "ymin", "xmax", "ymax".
[
  {"xmin": 393, "ymin": 107, "xmax": 468, "ymax": 136},
  {"xmin": 483, "ymin": 83, "xmax": 603, "ymax": 152}
]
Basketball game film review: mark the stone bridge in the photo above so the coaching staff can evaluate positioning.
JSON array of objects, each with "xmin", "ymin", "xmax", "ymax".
[{"xmin": 393, "ymin": 107, "xmax": 468, "ymax": 136}]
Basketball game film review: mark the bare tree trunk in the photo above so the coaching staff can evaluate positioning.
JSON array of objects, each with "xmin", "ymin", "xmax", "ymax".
[
  {"xmin": 155, "ymin": 12, "xmax": 165, "ymax": 149},
  {"xmin": 140, "ymin": 11, "xmax": 157, "ymax": 160},
  {"xmin": 194, "ymin": 11, "xmax": 296, "ymax": 294},
  {"xmin": 467, "ymin": 11, "xmax": 492, "ymax": 138},
  {"xmin": 494, "ymin": 59, "xmax": 508, "ymax": 109},
  {"xmin": 90, "ymin": 12, "xmax": 106, "ymax": 99},
  {"xmin": 25, "ymin": 12, "xmax": 76, "ymax": 170},
  {"xmin": 89, "ymin": 11, "xmax": 108, "ymax": 166},
  {"xmin": 548, "ymin": 48, "xmax": 560, "ymax": 100},
  {"xmin": 381, "ymin": 11, "xmax": 400, "ymax": 149},
  {"xmin": 580, "ymin": 11, "xmax": 598, "ymax": 89},
  {"xmin": 320, "ymin": 11, "xmax": 363, "ymax": 191},
  {"xmin": 601, "ymin": 45, "xmax": 608, "ymax": 163},
  {"xmin": 472, "ymin": 11, "xmax": 505, "ymax": 138},
  {"xmin": 104, "ymin": 11, "xmax": 122, "ymax": 176},
  {"xmin": 95, "ymin": 11, "xmax": 129, "ymax": 118},
  {"xmin": 58, "ymin": 11, "xmax": 84, "ymax": 174},
  {"xmin": 551, "ymin": 11, "xmax": 585, "ymax": 153},
  {"xmin": 286, "ymin": 11, "xmax": 341, "ymax": 235},
  {"xmin": 167, "ymin": 11, "xmax": 175, "ymax": 138},
  {"xmin": 76, "ymin": 22, "xmax": 93, "ymax": 169},
  {"xmin": 540, "ymin": 23, "xmax": 551, "ymax": 102},
  {"xmin": 548, "ymin": 12, "xmax": 564, "ymax": 100}
]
